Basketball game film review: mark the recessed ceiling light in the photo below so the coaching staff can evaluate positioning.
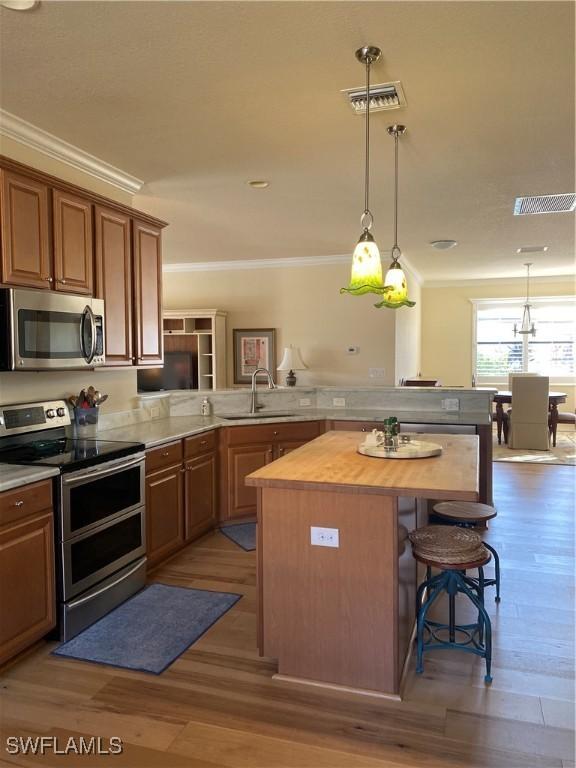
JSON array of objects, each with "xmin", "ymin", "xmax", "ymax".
[
  {"xmin": 516, "ymin": 246, "xmax": 549, "ymax": 254},
  {"xmin": 247, "ymin": 180, "xmax": 269, "ymax": 189},
  {"xmin": 0, "ymin": 1, "xmax": 39, "ymax": 9},
  {"xmin": 430, "ymin": 240, "xmax": 458, "ymax": 250}
]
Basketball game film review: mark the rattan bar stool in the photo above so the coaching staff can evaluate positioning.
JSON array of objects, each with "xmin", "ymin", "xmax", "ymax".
[
  {"xmin": 409, "ymin": 525, "xmax": 493, "ymax": 684},
  {"xmin": 432, "ymin": 501, "xmax": 501, "ymax": 602}
]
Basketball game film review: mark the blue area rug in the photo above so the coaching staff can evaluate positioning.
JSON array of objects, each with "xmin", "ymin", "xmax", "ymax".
[
  {"xmin": 220, "ymin": 522, "xmax": 256, "ymax": 551},
  {"xmin": 52, "ymin": 583, "xmax": 241, "ymax": 674}
]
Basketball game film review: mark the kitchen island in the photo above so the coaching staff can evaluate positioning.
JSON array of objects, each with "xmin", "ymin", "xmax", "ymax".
[{"xmin": 246, "ymin": 430, "xmax": 479, "ymax": 699}]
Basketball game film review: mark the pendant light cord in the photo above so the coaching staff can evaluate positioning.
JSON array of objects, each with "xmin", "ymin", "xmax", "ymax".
[
  {"xmin": 393, "ymin": 129, "xmax": 399, "ymax": 252},
  {"xmin": 364, "ymin": 58, "xmax": 371, "ymax": 220}
]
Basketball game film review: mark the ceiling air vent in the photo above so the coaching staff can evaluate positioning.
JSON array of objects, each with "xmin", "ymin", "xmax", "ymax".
[
  {"xmin": 341, "ymin": 81, "xmax": 406, "ymax": 114},
  {"xmin": 513, "ymin": 193, "xmax": 576, "ymax": 215}
]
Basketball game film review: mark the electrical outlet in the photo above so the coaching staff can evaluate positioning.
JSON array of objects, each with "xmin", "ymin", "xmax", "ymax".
[
  {"xmin": 347, "ymin": 345, "xmax": 360, "ymax": 355},
  {"xmin": 369, "ymin": 367, "xmax": 386, "ymax": 378},
  {"xmin": 442, "ymin": 398, "xmax": 460, "ymax": 411},
  {"xmin": 150, "ymin": 406, "xmax": 160, "ymax": 419},
  {"xmin": 310, "ymin": 526, "xmax": 340, "ymax": 548},
  {"xmin": 332, "ymin": 397, "xmax": 346, "ymax": 407},
  {"xmin": 299, "ymin": 397, "xmax": 312, "ymax": 407}
]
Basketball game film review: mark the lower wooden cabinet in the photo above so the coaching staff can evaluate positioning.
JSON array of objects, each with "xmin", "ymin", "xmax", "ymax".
[
  {"xmin": 145, "ymin": 431, "xmax": 218, "ymax": 570},
  {"xmin": 145, "ymin": 463, "xmax": 185, "ymax": 569},
  {"xmin": 219, "ymin": 421, "xmax": 322, "ymax": 521},
  {"xmin": 226, "ymin": 444, "xmax": 274, "ymax": 520},
  {"xmin": 185, "ymin": 453, "xmax": 217, "ymax": 540},
  {"xmin": 0, "ymin": 480, "xmax": 56, "ymax": 666}
]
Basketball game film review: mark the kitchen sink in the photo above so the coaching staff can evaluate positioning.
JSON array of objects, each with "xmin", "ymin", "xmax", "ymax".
[{"xmin": 218, "ymin": 412, "xmax": 298, "ymax": 420}]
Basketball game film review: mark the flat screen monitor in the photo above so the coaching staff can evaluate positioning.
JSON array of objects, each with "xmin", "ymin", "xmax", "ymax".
[{"xmin": 137, "ymin": 351, "xmax": 197, "ymax": 392}]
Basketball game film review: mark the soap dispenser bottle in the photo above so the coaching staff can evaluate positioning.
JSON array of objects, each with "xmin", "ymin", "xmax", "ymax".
[{"xmin": 201, "ymin": 397, "xmax": 211, "ymax": 417}]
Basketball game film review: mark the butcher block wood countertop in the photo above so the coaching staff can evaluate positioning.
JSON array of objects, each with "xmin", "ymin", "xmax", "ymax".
[{"xmin": 246, "ymin": 430, "xmax": 479, "ymax": 501}]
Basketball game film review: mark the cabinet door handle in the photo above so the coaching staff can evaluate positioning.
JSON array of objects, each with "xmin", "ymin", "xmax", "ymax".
[
  {"xmin": 362, "ymin": 428, "xmax": 367, "ymax": 432},
  {"xmin": 42, "ymin": 276, "xmax": 53, "ymax": 283},
  {"xmin": 161, "ymin": 451, "xmax": 169, "ymax": 457},
  {"xmin": 200, "ymin": 440, "xmax": 207, "ymax": 446},
  {"xmin": 179, "ymin": 468, "xmax": 187, "ymax": 474},
  {"xmin": 278, "ymin": 448, "xmax": 284, "ymax": 455},
  {"xmin": 273, "ymin": 430, "xmax": 279, "ymax": 436},
  {"xmin": 13, "ymin": 500, "xmax": 24, "ymax": 507},
  {"xmin": 57, "ymin": 279, "xmax": 67, "ymax": 285}
]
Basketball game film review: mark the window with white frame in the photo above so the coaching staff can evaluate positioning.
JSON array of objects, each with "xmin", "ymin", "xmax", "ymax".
[{"xmin": 473, "ymin": 298, "xmax": 576, "ymax": 383}]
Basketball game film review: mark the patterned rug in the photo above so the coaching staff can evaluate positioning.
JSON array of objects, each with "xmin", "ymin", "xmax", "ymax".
[{"xmin": 493, "ymin": 426, "xmax": 575, "ymax": 466}]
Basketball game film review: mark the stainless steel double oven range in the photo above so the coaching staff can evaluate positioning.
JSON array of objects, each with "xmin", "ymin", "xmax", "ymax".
[{"xmin": 0, "ymin": 400, "xmax": 146, "ymax": 641}]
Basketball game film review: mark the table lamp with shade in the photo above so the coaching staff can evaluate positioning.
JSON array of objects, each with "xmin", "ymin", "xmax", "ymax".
[{"xmin": 277, "ymin": 346, "xmax": 307, "ymax": 387}]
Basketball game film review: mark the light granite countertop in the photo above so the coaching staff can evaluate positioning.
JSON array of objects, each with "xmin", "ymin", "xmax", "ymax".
[
  {"xmin": 0, "ymin": 408, "xmax": 492, "ymax": 491},
  {"xmin": 0, "ymin": 464, "xmax": 61, "ymax": 493},
  {"xmin": 98, "ymin": 408, "xmax": 491, "ymax": 449}
]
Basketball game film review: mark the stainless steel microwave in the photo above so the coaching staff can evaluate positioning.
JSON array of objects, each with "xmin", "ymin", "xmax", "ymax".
[{"xmin": 0, "ymin": 288, "xmax": 105, "ymax": 370}]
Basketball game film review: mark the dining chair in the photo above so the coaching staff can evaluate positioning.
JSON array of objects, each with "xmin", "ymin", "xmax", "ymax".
[
  {"xmin": 507, "ymin": 372, "xmax": 538, "ymax": 390},
  {"xmin": 508, "ymin": 375, "xmax": 550, "ymax": 450}
]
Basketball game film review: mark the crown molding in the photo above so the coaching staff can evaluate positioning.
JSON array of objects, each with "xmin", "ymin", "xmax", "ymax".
[
  {"xmin": 164, "ymin": 252, "xmax": 423, "ymax": 283},
  {"xmin": 164, "ymin": 254, "xmax": 350, "ymax": 273},
  {"xmin": 0, "ymin": 110, "xmax": 144, "ymax": 194},
  {"xmin": 424, "ymin": 273, "xmax": 576, "ymax": 289}
]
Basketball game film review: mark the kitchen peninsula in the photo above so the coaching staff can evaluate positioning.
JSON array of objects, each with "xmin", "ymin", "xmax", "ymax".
[{"xmin": 246, "ymin": 430, "xmax": 480, "ymax": 698}]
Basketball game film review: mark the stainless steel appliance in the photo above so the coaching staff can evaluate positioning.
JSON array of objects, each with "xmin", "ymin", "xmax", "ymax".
[
  {"xmin": 0, "ymin": 400, "xmax": 146, "ymax": 641},
  {"xmin": 0, "ymin": 287, "xmax": 105, "ymax": 370}
]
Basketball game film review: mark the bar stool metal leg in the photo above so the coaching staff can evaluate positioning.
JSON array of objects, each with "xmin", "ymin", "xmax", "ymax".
[{"xmin": 484, "ymin": 542, "xmax": 501, "ymax": 602}]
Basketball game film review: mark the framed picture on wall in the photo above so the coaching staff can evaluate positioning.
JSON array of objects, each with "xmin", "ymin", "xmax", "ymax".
[{"xmin": 233, "ymin": 328, "xmax": 276, "ymax": 385}]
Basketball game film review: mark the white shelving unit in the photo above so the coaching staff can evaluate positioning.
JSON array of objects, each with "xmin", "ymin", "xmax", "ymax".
[{"xmin": 163, "ymin": 309, "xmax": 227, "ymax": 390}]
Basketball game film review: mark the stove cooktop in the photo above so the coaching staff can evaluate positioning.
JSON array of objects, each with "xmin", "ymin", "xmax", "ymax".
[{"xmin": 0, "ymin": 430, "xmax": 144, "ymax": 473}]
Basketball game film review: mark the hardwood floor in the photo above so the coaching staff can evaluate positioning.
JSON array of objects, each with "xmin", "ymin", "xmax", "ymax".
[{"xmin": 0, "ymin": 463, "xmax": 574, "ymax": 767}]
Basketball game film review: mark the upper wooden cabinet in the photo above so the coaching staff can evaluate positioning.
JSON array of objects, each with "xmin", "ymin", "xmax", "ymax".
[
  {"xmin": 0, "ymin": 156, "xmax": 167, "ymax": 369},
  {"xmin": 95, "ymin": 205, "xmax": 133, "ymax": 366},
  {"xmin": 52, "ymin": 189, "xmax": 94, "ymax": 295},
  {"xmin": 0, "ymin": 169, "xmax": 51, "ymax": 289},
  {"xmin": 133, "ymin": 219, "xmax": 163, "ymax": 366}
]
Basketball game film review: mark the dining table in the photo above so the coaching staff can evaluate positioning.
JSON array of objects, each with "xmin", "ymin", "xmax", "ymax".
[{"xmin": 493, "ymin": 390, "xmax": 567, "ymax": 447}]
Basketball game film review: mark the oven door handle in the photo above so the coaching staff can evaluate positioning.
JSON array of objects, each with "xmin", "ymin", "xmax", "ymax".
[
  {"xmin": 80, "ymin": 305, "xmax": 97, "ymax": 365},
  {"xmin": 62, "ymin": 454, "xmax": 145, "ymax": 485},
  {"xmin": 65, "ymin": 559, "xmax": 146, "ymax": 609}
]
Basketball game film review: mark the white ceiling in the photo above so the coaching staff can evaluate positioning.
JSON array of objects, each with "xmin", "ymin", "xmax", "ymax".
[{"xmin": 1, "ymin": 1, "xmax": 574, "ymax": 281}]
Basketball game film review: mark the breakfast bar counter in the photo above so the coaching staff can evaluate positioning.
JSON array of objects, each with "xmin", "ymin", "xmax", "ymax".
[{"xmin": 246, "ymin": 430, "xmax": 480, "ymax": 698}]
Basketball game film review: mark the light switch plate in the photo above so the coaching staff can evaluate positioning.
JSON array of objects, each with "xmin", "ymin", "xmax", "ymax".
[
  {"xmin": 310, "ymin": 526, "xmax": 340, "ymax": 548},
  {"xmin": 369, "ymin": 367, "xmax": 386, "ymax": 378},
  {"xmin": 150, "ymin": 406, "xmax": 160, "ymax": 419},
  {"xmin": 332, "ymin": 397, "xmax": 346, "ymax": 407},
  {"xmin": 442, "ymin": 398, "xmax": 460, "ymax": 411},
  {"xmin": 299, "ymin": 398, "xmax": 312, "ymax": 407}
]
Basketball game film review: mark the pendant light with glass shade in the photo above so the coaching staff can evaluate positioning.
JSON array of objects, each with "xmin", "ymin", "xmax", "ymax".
[
  {"xmin": 340, "ymin": 46, "xmax": 386, "ymax": 296},
  {"xmin": 514, "ymin": 263, "xmax": 536, "ymax": 337},
  {"xmin": 374, "ymin": 125, "xmax": 416, "ymax": 309}
]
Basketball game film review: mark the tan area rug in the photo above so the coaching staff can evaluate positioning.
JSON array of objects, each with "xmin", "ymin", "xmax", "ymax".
[{"xmin": 493, "ymin": 425, "xmax": 575, "ymax": 466}]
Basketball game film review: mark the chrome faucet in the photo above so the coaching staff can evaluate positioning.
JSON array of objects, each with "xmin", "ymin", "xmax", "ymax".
[{"xmin": 250, "ymin": 368, "xmax": 276, "ymax": 413}]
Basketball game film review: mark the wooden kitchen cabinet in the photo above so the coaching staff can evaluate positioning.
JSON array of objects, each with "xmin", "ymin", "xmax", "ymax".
[
  {"xmin": 133, "ymin": 219, "xmax": 163, "ymax": 366},
  {"xmin": 0, "ymin": 169, "xmax": 51, "ymax": 289},
  {"xmin": 227, "ymin": 444, "xmax": 274, "ymax": 520},
  {"xmin": 185, "ymin": 453, "xmax": 217, "ymax": 540},
  {"xmin": 0, "ymin": 480, "xmax": 56, "ymax": 666},
  {"xmin": 145, "ymin": 463, "xmax": 185, "ymax": 569},
  {"xmin": 95, "ymin": 205, "xmax": 133, "ymax": 366},
  {"xmin": 52, "ymin": 188, "xmax": 94, "ymax": 295},
  {"xmin": 0, "ymin": 157, "xmax": 168, "ymax": 370},
  {"xmin": 145, "ymin": 432, "xmax": 218, "ymax": 569},
  {"xmin": 219, "ymin": 421, "xmax": 321, "ymax": 521}
]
